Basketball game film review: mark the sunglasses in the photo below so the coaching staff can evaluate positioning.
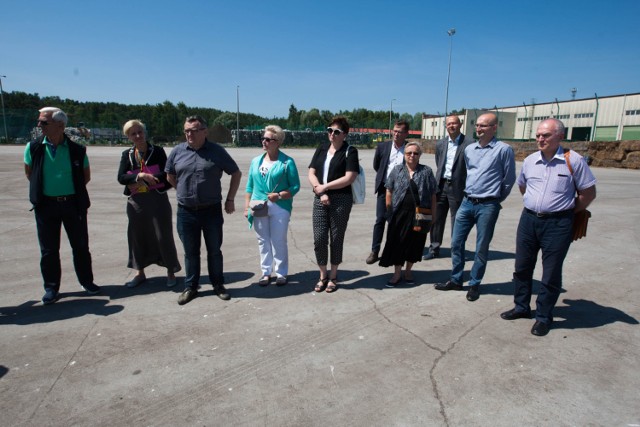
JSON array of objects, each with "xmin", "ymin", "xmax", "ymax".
[
  {"xmin": 184, "ymin": 128, "xmax": 205, "ymax": 134},
  {"xmin": 326, "ymin": 127, "xmax": 344, "ymax": 136},
  {"xmin": 261, "ymin": 137, "xmax": 278, "ymax": 143},
  {"xmin": 37, "ymin": 120, "xmax": 49, "ymax": 126},
  {"xmin": 405, "ymin": 151, "xmax": 420, "ymax": 156}
]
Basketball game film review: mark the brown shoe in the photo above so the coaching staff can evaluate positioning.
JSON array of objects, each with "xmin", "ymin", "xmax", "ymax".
[{"xmin": 366, "ymin": 252, "xmax": 379, "ymax": 264}]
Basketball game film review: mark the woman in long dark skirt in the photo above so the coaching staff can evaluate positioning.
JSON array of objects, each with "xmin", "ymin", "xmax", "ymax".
[
  {"xmin": 117, "ymin": 120, "xmax": 181, "ymax": 288},
  {"xmin": 379, "ymin": 141, "xmax": 437, "ymax": 286}
]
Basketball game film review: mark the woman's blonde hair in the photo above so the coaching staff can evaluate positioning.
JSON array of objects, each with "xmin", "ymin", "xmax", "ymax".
[
  {"xmin": 123, "ymin": 119, "xmax": 146, "ymax": 137},
  {"xmin": 264, "ymin": 125, "xmax": 285, "ymax": 142}
]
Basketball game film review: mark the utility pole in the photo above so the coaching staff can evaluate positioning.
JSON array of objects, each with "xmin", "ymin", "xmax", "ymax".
[
  {"xmin": 236, "ymin": 85, "xmax": 240, "ymax": 145},
  {"xmin": 0, "ymin": 75, "xmax": 9, "ymax": 142}
]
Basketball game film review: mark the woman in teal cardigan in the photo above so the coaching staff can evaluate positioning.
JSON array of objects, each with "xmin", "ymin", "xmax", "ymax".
[{"xmin": 244, "ymin": 125, "xmax": 300, "ymax": 286}]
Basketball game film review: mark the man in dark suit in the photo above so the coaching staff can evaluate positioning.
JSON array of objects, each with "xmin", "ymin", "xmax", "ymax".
[
  {"xmin": 423, "ymin": 115, "xmax": 473, "ymax": 260},
  {"xmin": 366, "ymin": 120, "xmax": 409, "ymax": 264}
]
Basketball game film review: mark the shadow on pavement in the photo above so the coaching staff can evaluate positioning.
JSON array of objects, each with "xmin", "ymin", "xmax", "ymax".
[
  {"xmin": 553, "ymin": 298, "xmax": 639, "ymax": 330},
  {"xmin": 0, "ymin": 297, "xmax": 124, "ymax": 325}
]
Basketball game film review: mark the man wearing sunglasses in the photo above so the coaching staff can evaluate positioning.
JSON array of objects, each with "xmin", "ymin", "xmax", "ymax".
[
  {"xmin": 166, "ymin": 115, "xmax": 242, "ymax": 305},
  {"xmin": 366, "ymin": 120, "xmax": 410, "ymax": 265},
  {"xmin": 24, "ymin": 107, "xmax": 101, "ymax": 305},
  {"xmin": 435, "ymin": 112, "xmax": 515, "ymax": 302}
]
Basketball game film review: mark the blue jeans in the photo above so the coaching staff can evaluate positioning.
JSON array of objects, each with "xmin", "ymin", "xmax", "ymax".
[
  {"xmin": 513, "ymin": 209, "xmax": 573, "ymax": 323},
  {"xmin": 450, "ymin": 198, "xmax": 501, "ymax": 286},
  {"xmin": 177, "ymin": 204, "xmax": 224, "ymax": 289}
]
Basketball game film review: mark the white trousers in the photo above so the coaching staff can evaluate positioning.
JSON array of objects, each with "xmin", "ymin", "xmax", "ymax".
[{"xmin": 253, "ymin": 201, "xmax": 291, "ymax": 277}]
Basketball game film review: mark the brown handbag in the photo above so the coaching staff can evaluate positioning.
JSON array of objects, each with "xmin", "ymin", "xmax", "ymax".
[
  {"xmin": 571, "ymin": 209, "xmax": 591, "ymax": 241},
  {"xmin": 413, "ymin": 206, "xmax": 433, "ymax": 234},
  {"xmin": 564, "ymin": 150, "xmax": 591, "ymax": 241}
]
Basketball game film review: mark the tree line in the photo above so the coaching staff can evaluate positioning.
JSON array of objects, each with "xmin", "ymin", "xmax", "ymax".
[{"xmin": 3, "ymin": 91, "xmax": 428, "ymax": 140}]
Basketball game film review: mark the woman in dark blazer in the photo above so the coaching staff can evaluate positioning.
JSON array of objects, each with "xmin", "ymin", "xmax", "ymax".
[
  {"xmin": 307, "ymin": 116, "xmax": 360, "ymax": 293},
  {"xmin": 117, "ymin": 120, "xmax": 181, "ymax": 288}
]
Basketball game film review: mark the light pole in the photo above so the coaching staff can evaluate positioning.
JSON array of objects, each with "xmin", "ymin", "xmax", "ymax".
[
  {"xmin": 389, "ymin": 98, "xmax": 396, "ymax": 139},
  {"xmin": 236, "ymin": 85, "xmax": 240, "ymax": 145},
  {"xmin": 0, "ymin": 75, "xmax": 8, "ymax": 142},
  {"xmin": 444, "ymin": 28, "xmax": 456, "ymax": 118}
]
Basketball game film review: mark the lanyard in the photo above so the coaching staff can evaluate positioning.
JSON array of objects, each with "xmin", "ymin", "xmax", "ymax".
[{"xmin": 134, "ymin": 148, "xmax": 146, "ymax": 171}]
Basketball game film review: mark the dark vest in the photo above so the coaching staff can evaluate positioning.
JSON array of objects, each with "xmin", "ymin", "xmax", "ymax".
[{"xmin": 29, "ymin": 135, "xmax": 91, "ymax": 211}]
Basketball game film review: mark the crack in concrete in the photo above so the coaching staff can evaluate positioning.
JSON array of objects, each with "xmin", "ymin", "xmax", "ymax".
[{"xmin": 354, "ymin": 287, "xmax": 494, "ymax": 427}]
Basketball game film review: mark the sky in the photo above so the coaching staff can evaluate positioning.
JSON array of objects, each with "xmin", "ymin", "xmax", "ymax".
[{"xmin": 2, "ymin": 0, "xmax": 639, "ymax": 119}]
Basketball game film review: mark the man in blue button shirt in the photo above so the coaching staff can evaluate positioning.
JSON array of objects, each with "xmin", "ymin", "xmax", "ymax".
[
  {"xmin": 500, "ymin": 118, "xmax": 596, "ymax": 336},
  {"xmin": 166, "ymin": 115, "xmax": 242, "ymax": 305},
  {"xmin": 435, "ymin": 112, "xmax": 515, "ymax": 301}
]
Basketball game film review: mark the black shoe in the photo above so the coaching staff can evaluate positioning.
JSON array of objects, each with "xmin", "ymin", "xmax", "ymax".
[
  {"xmin": 466, "ymin": 285, "xmax": 480, "ymax": 301},
  {"xmin": 214, "ymin": 284, "xmax": 231, "ymax": 301},
  {"xmin": 81, "ymin": 283, "xmax": 101, "ymax": 295},
  {"xmin": 385, "ymin": 277, "xmax": 402, "ymax": 288},
  {"xmin": 422, "ymin": 248, "xmax": 439, "ymax": 260},
  {"xmin": 178, "ymin": 288, "xmax": 198, "ymax": 305},
  {"xmin": 434, "ymin": 280, "xmax": 462, "ymax": 291},
  {"xmin": 366, "ymin": 252, "xmax": 379, "ymax": 265},
  {"xmin": 42, "ymin": 289, "xmax": 59, "ymax": 305},
  {"xmin": 500, "ymin": 308, "xmax": 532, "ymax": 320},
  {"xmin": 531, "ymin": 320, "xmax": 551, "ymax": 336}
]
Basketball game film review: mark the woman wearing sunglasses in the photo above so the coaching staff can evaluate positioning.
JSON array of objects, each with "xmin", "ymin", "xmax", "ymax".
[
  {"xmin": 379, "ymin": 141, "xmax": 437, "ymax": 286},
  {"xmin": 244, "ymin": 125, "xmax": 300, "ymax": 286},
  {"xmin": 117, "ymin": 119, "xmax": 181, "ymax": 288},
  {"xmin": 308, "ymin": 116, "xmax": 360, "ymax": 293}
]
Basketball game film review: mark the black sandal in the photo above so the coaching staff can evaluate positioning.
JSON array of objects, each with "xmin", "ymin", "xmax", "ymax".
[
  {"xmin": 314, "ymin": 278, "xmax": 328, "ymax": 292},
  {"xmin": 326, "ymin": 278, "xmax": 338, "ymax": 293}
]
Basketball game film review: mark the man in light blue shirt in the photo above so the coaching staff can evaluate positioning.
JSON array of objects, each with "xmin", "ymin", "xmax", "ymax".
[
  {"xmin": 435, "ymin": 112, "xmax": 515, "ymax": 301},
  {"xmin": 500, "ymin": 118, "xmax": 596, "ymax": 336}
]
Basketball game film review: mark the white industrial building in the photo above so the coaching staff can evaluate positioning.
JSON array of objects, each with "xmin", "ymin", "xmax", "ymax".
[{"xmin": 422, "ymin": 92, "xmax": 640, "ymax": 141}]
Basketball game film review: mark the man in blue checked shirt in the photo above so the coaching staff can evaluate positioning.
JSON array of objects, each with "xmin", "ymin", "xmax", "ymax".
[
  {"xmin": 434, "ymin": 112, "xmax": 516, "ymax": 302},
  {"xmin": 500, "ymin": 118, "xmax": 596, "ymax": 337}
]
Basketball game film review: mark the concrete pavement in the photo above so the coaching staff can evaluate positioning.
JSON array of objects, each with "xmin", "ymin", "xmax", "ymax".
[{"xmin": 1, "ymin": 145, "xmax": 639, "ymax": 426}]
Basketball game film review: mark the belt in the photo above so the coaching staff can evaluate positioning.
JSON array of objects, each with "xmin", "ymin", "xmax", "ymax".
[
  {"xmin": 465, "ymin": 195, "xmax": 498, "ymax": 204},
  {"xmin": 179, "ymin": 204, "xmax": 215, "ymax": 211},
  {"xmin": 45, "ymin": 195, "xmax": 75, "ymax": 202},
  {"xmin": 441, "ymin": 178, "xmax": 453, "ymax": 185},
  {"xmin": 525, "ymin": 208, "xmax": 573, "ymax": 218}
]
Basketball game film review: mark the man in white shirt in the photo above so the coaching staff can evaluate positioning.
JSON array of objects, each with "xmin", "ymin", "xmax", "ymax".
[
  {"xmin": 366, "ymin": 120, "xmax": 410, "ymax": 264},
  {"xmin": 423, "ymin": 115, "xmax": 473, "ymax": 260}
]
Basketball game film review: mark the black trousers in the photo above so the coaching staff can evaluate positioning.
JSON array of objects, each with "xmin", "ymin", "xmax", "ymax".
[
  {"xmin": 429, "ymin": 180, "xmax": 461, "ymax": 250},
  {"xmin": 370, "ymin": 190, "xmax": 387, "ymax": 253},
  {"xmin": 34, "ymin": 199, "xmax": 94, "ymax": 291}
]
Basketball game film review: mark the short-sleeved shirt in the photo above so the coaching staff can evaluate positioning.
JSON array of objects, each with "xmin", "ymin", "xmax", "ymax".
[
  {"xmin": 308, "ymin": 143, "xmax": 360, "ymax": 195},
  {"xmin": 464, "ymin": 138, "xmax": 516, "ymax": 202},
  {"xmin": 165, "ymin": 140, "xmax": 239, "ymax": 207},
  {"xmin": 24, "ymin": 137, "xmax": 90, "ymax": 197},
  {"xmin": 518, "ymin": 146, "xmax": 597, "ymax": 213}
]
